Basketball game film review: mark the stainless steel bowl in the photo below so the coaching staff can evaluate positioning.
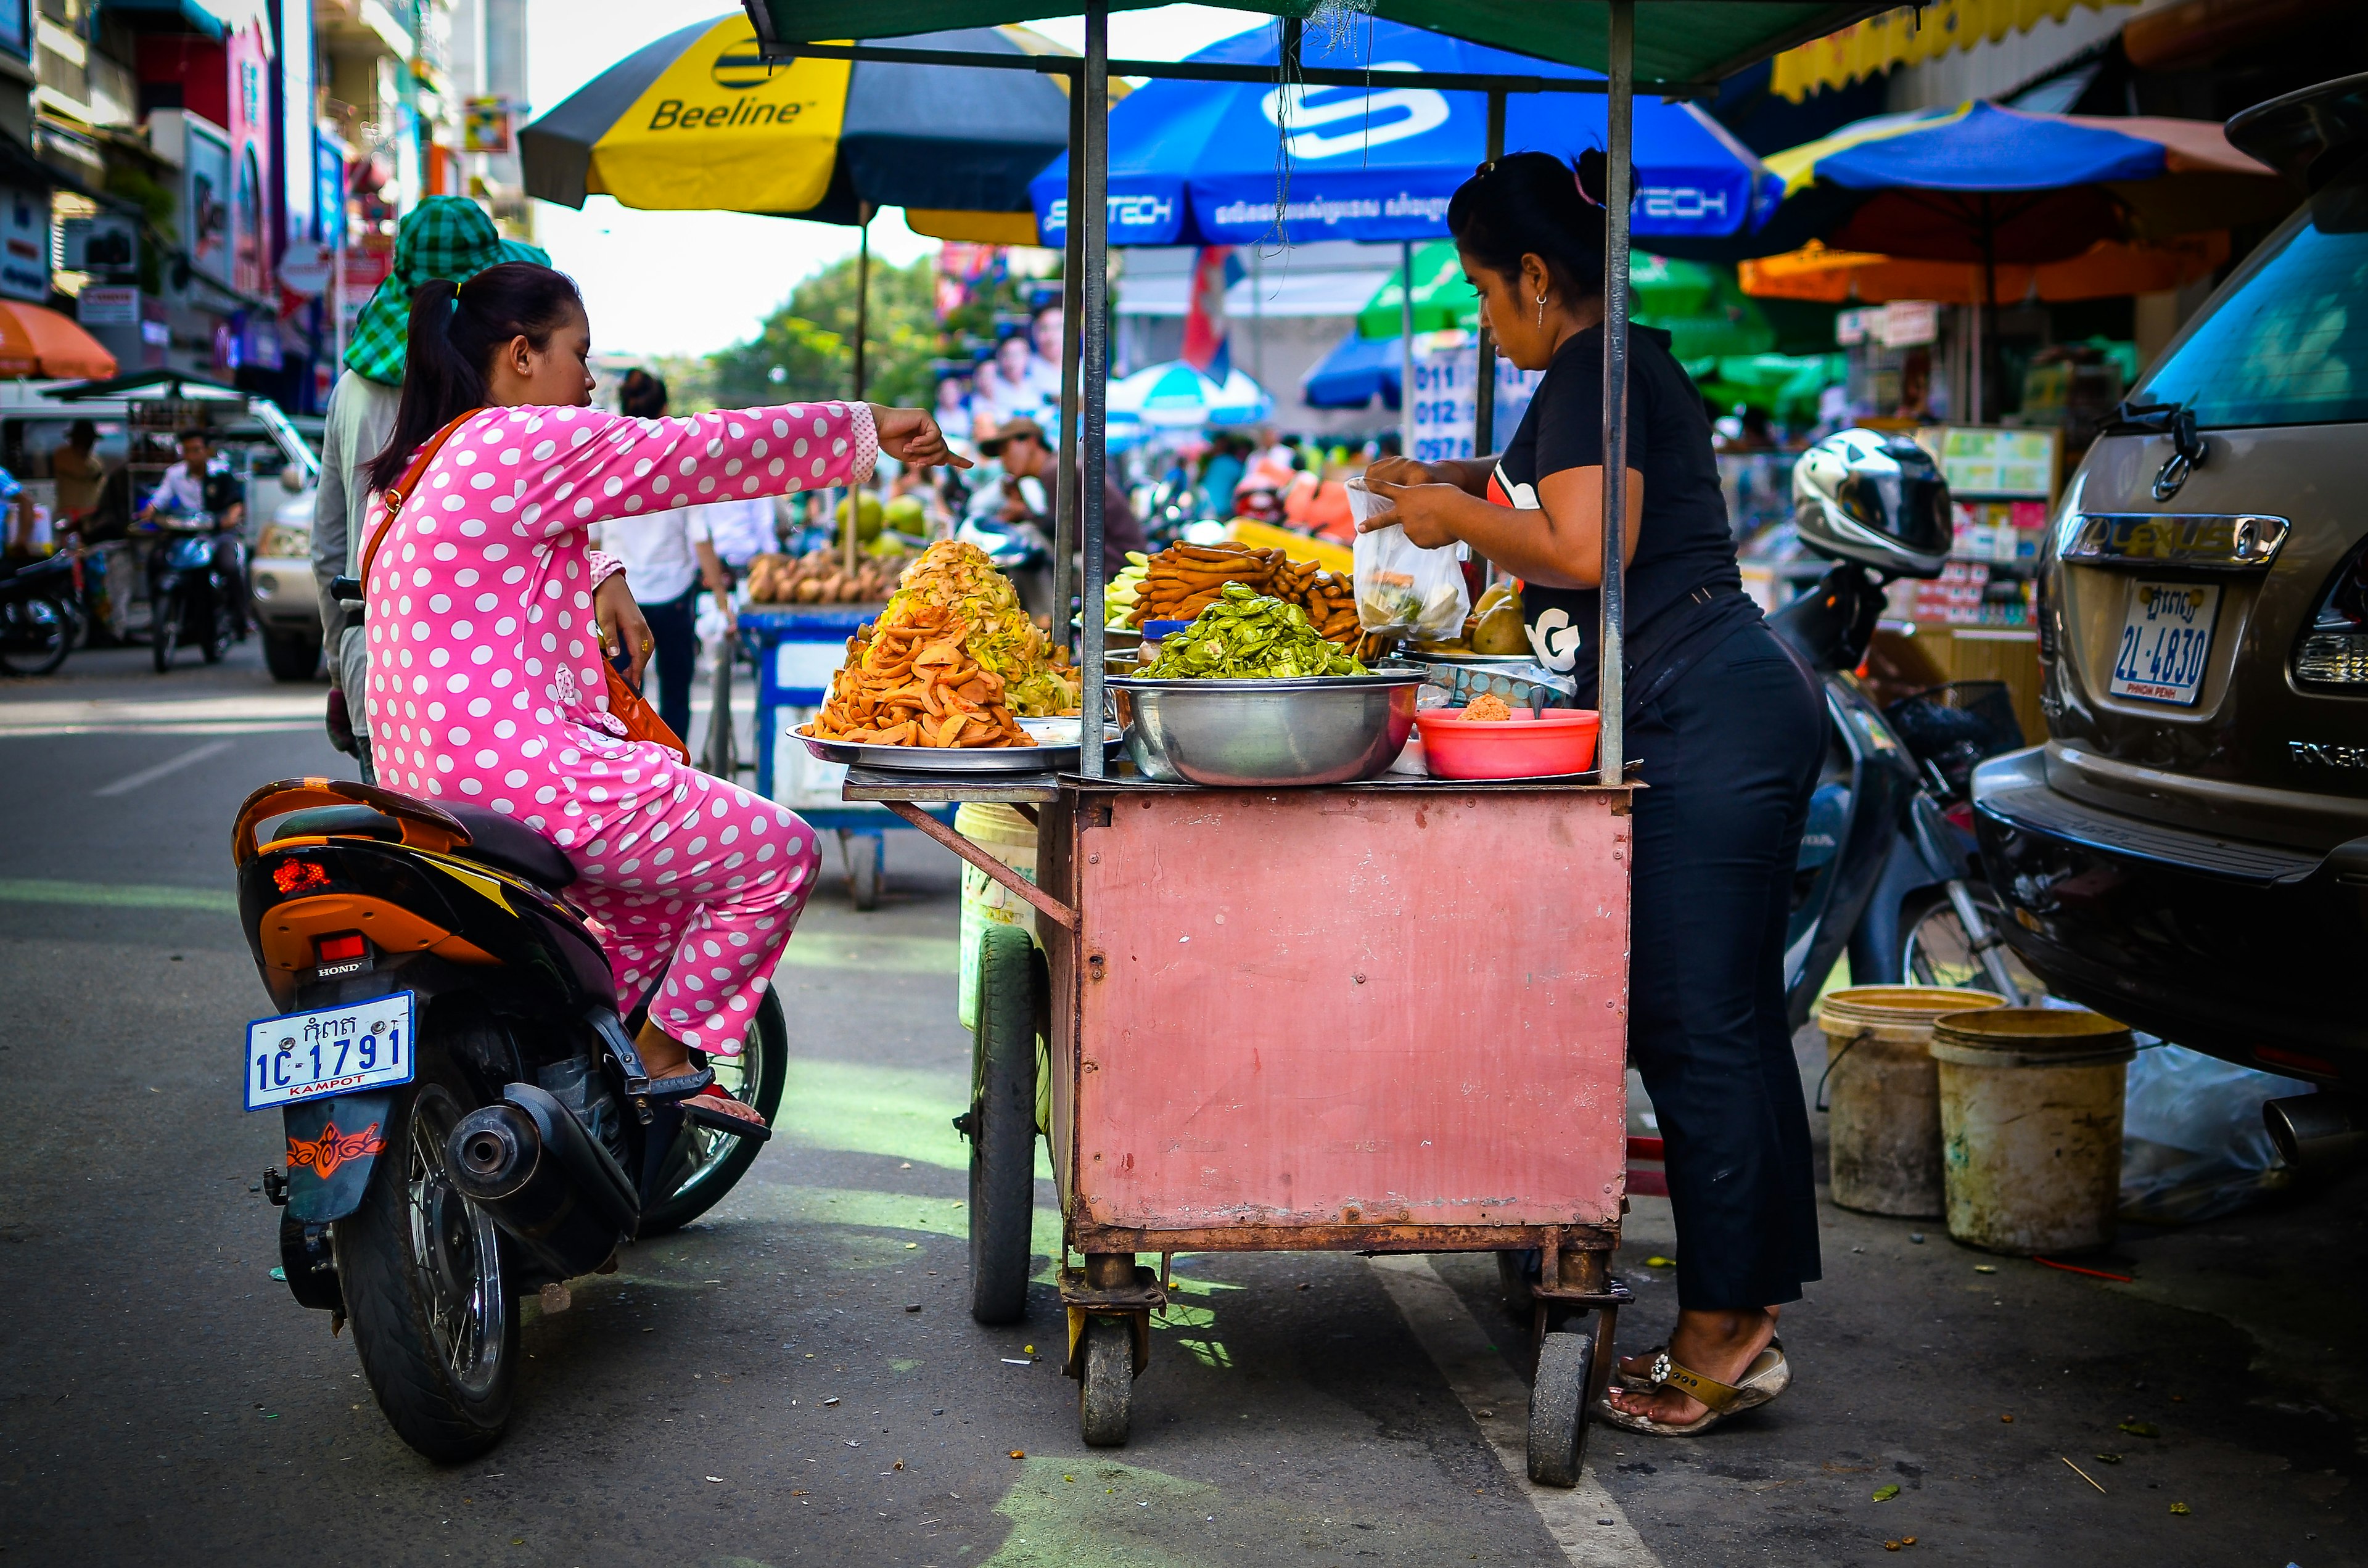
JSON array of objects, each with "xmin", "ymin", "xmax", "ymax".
[{"xmin": 1108, "ymin": 673, "xmax": 1425, "ymax": 787}]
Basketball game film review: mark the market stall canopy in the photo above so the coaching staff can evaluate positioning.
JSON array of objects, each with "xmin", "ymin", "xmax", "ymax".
[
  {"xmin": 1739, "ymin": 231, "xmax": 2229, "ymax": 304},
  {"xmin": 1027, "ymin": 17, "xmax": 1779, "ymax": 248},
  {"xmin": 1302, "ymin": 331, "xmax": 1404, "ymax": 411},
  {"xmin": 742, "ymin": 2, "xmax": 1900, "ymax": 88},
  {"xmin": 1354, "ymin": 242, "xmax": 1783, "ymax": 361},
  {"xmin": 522, "ymin": 13, "xmax": 1108, "ymax": 237},
  {"xmin": 0, "ymin": 303, "xmax": 116, "ymax": 380},
  {"xmin": 1748, "ymin": 101, "xmax": 2290, "ymax": 265},
  {"xmin": 1109, "ymin": 358, "xmax": 1273, "ymax": 437}
]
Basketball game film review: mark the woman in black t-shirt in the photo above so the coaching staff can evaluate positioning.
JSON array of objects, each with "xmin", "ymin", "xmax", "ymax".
[{"xmin": 1363, "ymin": 152, "xmax": 1824, "ymax": 1438}]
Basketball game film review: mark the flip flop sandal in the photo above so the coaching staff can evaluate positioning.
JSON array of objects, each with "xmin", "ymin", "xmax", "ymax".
[
  {"xmin": 1594, "ymin": 1344, "xmax": 1790, "ymax": 1437},
  {"xmin": 1613, "ymin": 1337, "xmax": 1783, "ymax": 1391},
  {"xmin": 678, "ymin": 1083, "xmax": 772, "ymax": 1143},
  {"xmin": 644, "ymin": 1066, "xmax": 718, "ymax": 1099}
]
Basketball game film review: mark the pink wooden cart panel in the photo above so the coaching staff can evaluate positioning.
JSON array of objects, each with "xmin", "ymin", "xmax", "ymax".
[{"xmin": 1071, "ymin": 789, "xmax": 1630, "ymax": 1233}]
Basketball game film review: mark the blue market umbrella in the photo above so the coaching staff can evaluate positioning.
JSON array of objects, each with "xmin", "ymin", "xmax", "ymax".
[
  {"xmin": 1029, "ymin": 17, "xmax": 1778, "ymax": 249},
  {"xmin": 1302, "ymin": 332, "xmax": 1402, "ymax": 411},
  {"xmin": 1111, "ymin": 359, "xmax": 1276, "ymax": 430}
]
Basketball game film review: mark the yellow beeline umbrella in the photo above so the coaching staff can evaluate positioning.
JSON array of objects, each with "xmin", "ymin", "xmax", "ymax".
[{"xmin": 521, "ymin": 14, "xmax": 1096, "ymax": 241}]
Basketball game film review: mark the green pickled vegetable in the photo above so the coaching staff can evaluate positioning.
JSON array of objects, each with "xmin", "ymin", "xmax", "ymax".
[{"xmin": 1143, "ymin": 583, "xmax": 1370, "ymax": 679}]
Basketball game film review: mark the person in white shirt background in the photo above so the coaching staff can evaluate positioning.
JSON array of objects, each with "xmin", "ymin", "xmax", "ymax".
[
  {"xmin": 1023, "ymin": 303, "xmax": 1065, "ymax": 405},
  {"xmin": 969, "ymin": 333, "xmax": 1043, "ymax": 438},
  {"xmin": 588, "ymin": 370, "xmax": 734, "ymax": 741}
]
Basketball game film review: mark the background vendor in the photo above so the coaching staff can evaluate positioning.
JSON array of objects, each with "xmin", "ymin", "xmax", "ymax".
[{"xmin": 1362, "ymin": 150, "xmax": 1824, "ymax": 1437}]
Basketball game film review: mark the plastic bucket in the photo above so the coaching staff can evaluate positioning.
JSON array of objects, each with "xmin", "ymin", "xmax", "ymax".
[
  {"xmin": 955, "ymin": 803, "xmax": 1038, "ymax": 1031},
  {"xmin": 1815, "ymin": 985, "xmax": 2008, "ymax": 1216},
  {"xmin": 1931, "ymin": 1008, "xmax": 2137, "ymax": 1255}
]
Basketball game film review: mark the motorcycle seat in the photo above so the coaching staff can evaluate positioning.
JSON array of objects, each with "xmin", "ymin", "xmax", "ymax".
[{"xmin": 441, "ymin": 803, "xmax": 578, "ymax": 890}]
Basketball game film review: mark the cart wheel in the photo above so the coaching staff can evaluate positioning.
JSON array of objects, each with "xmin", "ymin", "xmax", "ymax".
[
  {"xmin": 842, "ymin": 829, "xmax": 884, "ymax": 911},
  {"xmin": 1527, "ymin": 1328, "xmax": 1597, "ymax": 1488},
  {"xmin": 966, "ymin": 924, "xmax": 1038, "ymax": 1325},
  {"xmin": 1078, "ymin": 1316, "xmax": 1133, "ymax": 1447}
]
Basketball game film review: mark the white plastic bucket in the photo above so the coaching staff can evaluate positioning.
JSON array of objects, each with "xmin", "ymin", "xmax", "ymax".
[
  {"xmin": 955, "ymin": 802, "xmax": 1038, "ymax": 1030},
  {"xmin": 1933, "ymin": 1008, "xmax": 2137, "ymax": 1255},
  {"xmin": 1815, "ymin": 985, "xmax": 2008, "ymax": 1217}
]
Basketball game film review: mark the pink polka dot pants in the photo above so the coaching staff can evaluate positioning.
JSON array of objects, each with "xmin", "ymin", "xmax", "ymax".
[{"xmin": 567, "ymin": 769, "xmax": 821, "ymax": 1056}]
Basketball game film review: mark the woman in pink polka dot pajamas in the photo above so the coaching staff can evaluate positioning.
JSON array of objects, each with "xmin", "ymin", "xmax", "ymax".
[{"xmin": 358, "ymin": 263, "xmax": 968, "ymax": 1127}]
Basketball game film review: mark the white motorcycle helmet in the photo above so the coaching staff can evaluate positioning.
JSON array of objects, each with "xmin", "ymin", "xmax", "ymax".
[{"xmin": 1790, "ymin": 428, "xmax": 1953, "ymax": 578}]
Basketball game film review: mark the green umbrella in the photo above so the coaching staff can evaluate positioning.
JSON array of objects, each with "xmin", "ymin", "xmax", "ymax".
[{"xmin": 1355, "ymin": 245, "xmax": 1774, "ymax": 359}]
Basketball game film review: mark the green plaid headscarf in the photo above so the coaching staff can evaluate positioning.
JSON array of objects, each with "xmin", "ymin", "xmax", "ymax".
[{"xmin": 345, "ymin": 195, "xmax": 552, "ymax": 385}]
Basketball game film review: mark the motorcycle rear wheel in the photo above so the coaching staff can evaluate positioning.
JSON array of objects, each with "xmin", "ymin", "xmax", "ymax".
[
  {"xmin": 1899, "ymin": 882, "xmax": 2037, "ymax": 1002},
  {"xmin": 338, "ymin": 1082, "xmax": 517, "ymax": 1462},
  {"xmin": 201, "ymin": 592, "xmax": 234, "ymax": 663},
  {"xmin": 635, "ymin": 989, "xmax": 788, "ymax": 1237},
  {"xmin": 0, "ymin": 594, "xmax": 70, "ymax": 676},
  {"xmin": 151, "ymin": 594, "xmax": 181, "ymax": 672}
]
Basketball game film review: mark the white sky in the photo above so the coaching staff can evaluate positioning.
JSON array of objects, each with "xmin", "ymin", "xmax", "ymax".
[{"xmin": 524, "ymin": 4, "xmax": 1267, "ymax": 359}]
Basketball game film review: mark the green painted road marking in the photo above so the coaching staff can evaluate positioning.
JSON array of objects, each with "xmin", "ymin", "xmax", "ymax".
[
  {"xmin": 985, "ymin": 1459, "xmax": 1222, "ymax": 1568},
  {"xmin": 0, "ymin": 879, "xmax": 234, "ymax": 913},
  {"xmin": 723, "ymin": 1181, "xmax": 1062, "ymax": 1255},
  {"xmin": 780, "ymin": 1057, "xmax": 974, "ymax": 1172}
]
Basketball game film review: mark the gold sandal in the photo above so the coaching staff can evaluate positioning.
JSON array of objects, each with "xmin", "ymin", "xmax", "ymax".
[{"xmin": 1595, "ymin": 1343, "xmax": 1790, "ymax": 1436}]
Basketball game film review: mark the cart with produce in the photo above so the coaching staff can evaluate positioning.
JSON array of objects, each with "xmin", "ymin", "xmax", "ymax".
[{"xmin": 796, "ymin": 537, "xmax": 1635, "ymax": 1483}]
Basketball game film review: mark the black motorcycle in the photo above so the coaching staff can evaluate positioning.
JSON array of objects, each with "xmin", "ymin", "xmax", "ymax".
[
  {"xmin": 0, "ymin": 548, "xmax": 81, "ymax": 675},
  {"xmin": 1770, "ymin": 430, "xmax": 2028, "ymax": 1020},
  {"xmin": 145, "ymin": 511, "xmax": 244, "ymax": 671},
  {"xmin": 232, "ymin": 777, "xmax": 785, "ymax": 1461}
]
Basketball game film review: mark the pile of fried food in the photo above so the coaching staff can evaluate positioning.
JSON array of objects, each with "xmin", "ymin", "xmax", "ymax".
[
  {"xmin": 1462, "ymin": 692, "xmax": 1515, "ymax": 722},
  {"xmin": 808, "ymin": 605, "xmax": 1033, "ymax": 749},
  {"xmin": 1122, "ymin": 541, "xmax": 1364, "ymax": 648},
  {"xmin": 746, "ymin": 548, "xmax": 908, "ymax": 605},
  {"xmin": 805, "ymin": 540, "xmax": 1079, "ymax": 749}
]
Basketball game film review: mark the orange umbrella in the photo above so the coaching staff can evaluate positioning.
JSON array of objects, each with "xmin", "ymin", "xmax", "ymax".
[
  {"xmin": 1738, "ymin": 231, "xmax": 2229, "ymax": 305},
  {"xmin": 0, "ymin": 301, "xmax": 117, "ymax": 379}
]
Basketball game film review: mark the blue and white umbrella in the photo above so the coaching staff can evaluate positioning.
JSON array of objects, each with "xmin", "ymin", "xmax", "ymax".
[
  {"xmin": 1109, "ymin": 359, "xmax": 1276, "ymax": 435},
  {"xmin": 1031, "ymin": 17, "xmax": 1778, "ymax": 249}
]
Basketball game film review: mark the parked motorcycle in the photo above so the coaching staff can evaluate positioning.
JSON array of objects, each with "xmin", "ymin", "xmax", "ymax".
[
  {"xmin": 145, "ymin": 510, "xmax": 245, "ymax": 672},
  {"xmin": 0, "ymin": 548, "xmax": 81, "ymax": 676},
  {"xmin": 1770, "ymin": 431, "xmax": 2028, "ymax": 1024},
  {"xmin": 231, "ymin": 776, "xmax": 785, "ymax": 1461}
]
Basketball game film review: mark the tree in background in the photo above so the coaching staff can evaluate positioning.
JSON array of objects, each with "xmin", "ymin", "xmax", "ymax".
[{"xmin": 707, "ymin": 251, "xmax": 940, "ymax": 411}]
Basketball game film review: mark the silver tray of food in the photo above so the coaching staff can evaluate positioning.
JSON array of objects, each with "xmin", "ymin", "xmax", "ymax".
[
  {"xmin": 1104, "ymin": 672, "xmax": 1426, "ymax": 787},
  {"xmin": 794, "ymin": 716, "xmax": 1120, "ymax": 773}
]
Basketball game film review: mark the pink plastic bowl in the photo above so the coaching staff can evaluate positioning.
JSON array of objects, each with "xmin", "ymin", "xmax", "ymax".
[{"xmin": 1414, "ymin": 707, "xmax": 1601, "ymax": 780}]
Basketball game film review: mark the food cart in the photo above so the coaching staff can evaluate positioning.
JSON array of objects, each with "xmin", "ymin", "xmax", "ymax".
[
  {"xmin": 744, "ymin": 0, "xmax": 1885, "ymax": 1485},
  {"xmin": 847, "ymin": 757, "xmax": 1634, "ymax": 1479}
]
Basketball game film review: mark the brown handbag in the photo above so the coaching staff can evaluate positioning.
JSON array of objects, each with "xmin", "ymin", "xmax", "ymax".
[{"xmin": 360, "ymin": 408, "xmax": 691, "ymax": 765}]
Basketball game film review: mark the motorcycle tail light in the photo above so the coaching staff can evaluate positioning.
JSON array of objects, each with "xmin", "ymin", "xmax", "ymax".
[
  {"xmin": 2294, "ymin": 535, "xmax": 2368, "ymax": 688},
  {"xmin": 315, "ymin": 932, "xmax": 367, "ymax": 963},
  {"xmin": 272, "ymin": 859, "xmax": 331, "ymax": 895}
]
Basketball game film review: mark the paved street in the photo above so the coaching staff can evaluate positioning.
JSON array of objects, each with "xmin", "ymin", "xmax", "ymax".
[{"xmin": 1, "ymin": 642, "xmax": 2361, "ymax": 1567}]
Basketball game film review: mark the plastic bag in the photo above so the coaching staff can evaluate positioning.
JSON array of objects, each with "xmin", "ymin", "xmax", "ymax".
[
  {"xmin": 1347, "ymin": 478, "xmax": 1469, "ymax": 640},
  {"xmin": 2119, "ymin": 1042, "xmax": 2312, "ymax": 1224}
]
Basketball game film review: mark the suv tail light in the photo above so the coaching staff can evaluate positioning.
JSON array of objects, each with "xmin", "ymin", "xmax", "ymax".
[{"xmin": 2294, "ymin": 536, "xmax": 2368, "ymax": 688}]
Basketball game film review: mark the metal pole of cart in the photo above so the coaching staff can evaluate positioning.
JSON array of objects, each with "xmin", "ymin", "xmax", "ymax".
[
  {"xmin": 1053, "ymin": 83, "xmax": 1085, "ymax": 642},
  {"xmin": 1597, "ymin": 0, "xmax": 1633, "ymax": 785},
  {"xmin": 1471, "ymin": 88, "xmax": 1505, "ymax": 460},
  {"xmin": 1079, "ymin": 0, "xmax": 1110, "ymax": 778},
  {"xmin": 1398, "ymin": 239, "xmax": 1415, "ymax": 459}
]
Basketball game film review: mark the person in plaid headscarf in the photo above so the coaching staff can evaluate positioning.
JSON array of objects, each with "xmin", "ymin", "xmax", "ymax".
[{"xmin": 312, "ymin": 197, "xmax": 548, "ymax": 778}]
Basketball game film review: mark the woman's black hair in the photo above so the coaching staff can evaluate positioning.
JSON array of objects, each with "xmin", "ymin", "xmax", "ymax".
[
  {"xmin": 619, "ymin": 366, "xmax": 668, "ymax": 419},
  {"xmin": 364, "ymin": 261, "xmax": 584, "ymax": 492},
  {"xmin": 1446, "ymin": 149, "xmax": 1614, "ymax": 303}
]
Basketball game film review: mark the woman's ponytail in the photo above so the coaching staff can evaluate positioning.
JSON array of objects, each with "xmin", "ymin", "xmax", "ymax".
[{"xmin": 365, "ymin": 261, "xmax": 583, "ymax": 493}]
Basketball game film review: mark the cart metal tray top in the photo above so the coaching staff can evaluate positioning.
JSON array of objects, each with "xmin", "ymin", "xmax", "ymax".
[{"xmin": 845, "ymin": 764, "xmax": 1635, "ymax": 1474}]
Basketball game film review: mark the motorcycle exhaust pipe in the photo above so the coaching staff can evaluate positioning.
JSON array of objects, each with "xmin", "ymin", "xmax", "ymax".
[
  {"xmin": 448, "ymin": 1083, "xmax": 640, "ymax": 1278},
  {"xmin": 2263, "ymin": 1093, "xmax": 2368, "ymax": 1175}
]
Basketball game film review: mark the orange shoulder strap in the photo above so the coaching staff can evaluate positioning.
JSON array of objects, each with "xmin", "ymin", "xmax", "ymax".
[{"xmin": 357, "ymin": 408, "xmax": 483, "ymax": 594}]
